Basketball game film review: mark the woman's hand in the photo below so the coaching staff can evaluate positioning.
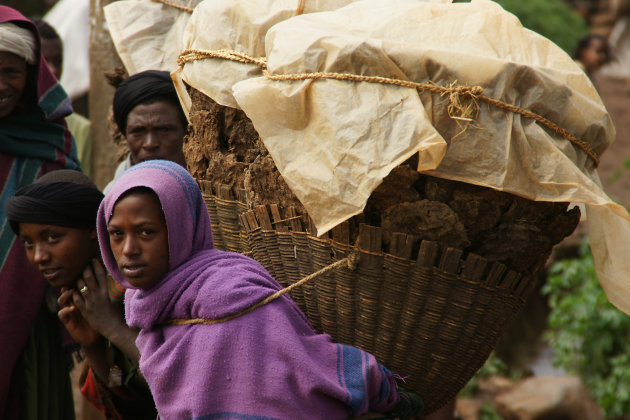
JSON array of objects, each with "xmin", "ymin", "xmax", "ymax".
[
  {"xmin": 74, "ymin": 259, "xmax": 142, "ymax": 365},
  {"xmin": 72, "ymin": 259, "xmax": 127, "ymax": 341},
  {"xmin": 58, "ymin": 288, "xmax": 101, "ymax": 349}
]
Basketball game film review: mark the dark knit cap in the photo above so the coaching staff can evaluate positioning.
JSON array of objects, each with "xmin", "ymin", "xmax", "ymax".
[
  {"xmin": 5, "ymin": 169, "xmax": 104, "ymax": 234},
  {"xmin": 112, "ymin": 69, "xmax": 184, "ymax": 133}
]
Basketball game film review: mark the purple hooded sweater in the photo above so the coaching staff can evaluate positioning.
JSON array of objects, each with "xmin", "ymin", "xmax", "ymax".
[{"xmin": 97, "ymin": 160, "xmax": 400, "ymax": 420}]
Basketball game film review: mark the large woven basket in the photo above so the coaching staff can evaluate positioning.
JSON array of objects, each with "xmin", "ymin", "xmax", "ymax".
[{"xmin": 199, "ymin": 180, "xmax": 533, "ymax": 415}]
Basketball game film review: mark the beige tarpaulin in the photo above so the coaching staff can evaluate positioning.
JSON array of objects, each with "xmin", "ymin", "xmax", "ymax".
[
  {"xmin": 172, "ymin": 0, "xmax": 629, "ymax": 313},
  {"xmin": 173, "ymin": 0, "xmax": 360, "ymax": 115},
  {"xmin": 231, "ymin": 0, "xmax": 613, "ymax": 224},
  {"xmin": 236, "ymin": 0, "xmax": 630, "ymax": 314},
  {"xmin": 104, "ymin": 0, "xmax": 202, "ymax": 75}
]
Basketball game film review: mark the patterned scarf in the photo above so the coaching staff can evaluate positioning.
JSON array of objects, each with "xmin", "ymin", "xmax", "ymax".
[{"xmin": 0, "ymin": 6, "xmax": 80, "ymax": 419}]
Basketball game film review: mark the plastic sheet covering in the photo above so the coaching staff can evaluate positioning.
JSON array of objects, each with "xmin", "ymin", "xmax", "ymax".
[
  {"xmin": 104, "ymin": 0, "xmax": 202, "ymax": 75},
  {"xmin": 172, "ymin": 0, "xmax": 359, "ymax": 115},
  {"xmin": 179, "ymin": 0, "xmax": 628, "ymax": 313}
]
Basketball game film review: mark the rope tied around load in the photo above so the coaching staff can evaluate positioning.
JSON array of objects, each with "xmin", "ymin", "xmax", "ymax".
[
  {"xmin": 178, "ymin": 49, "xmax": 268, "ymax": 68},
  {"xmin": 151, "ymin": 0, "xmax": 194, "ymax": 13},
  {"xmin": 177, "ymin": 48, "xmax": 600, "ymax": 166},
  {"xmin": 164, "ymin": 252, "xmax": 360, "ymax": 326}
]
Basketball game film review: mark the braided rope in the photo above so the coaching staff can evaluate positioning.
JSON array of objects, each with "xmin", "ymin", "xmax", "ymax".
[
  {"xmin": 164, "ymin": 253, "xmax": 359, "ymax": 326},
  {"xmin": 178, "ymin": 49, "xmax": 268, "ymax": 68},
  {"xmin": 296, "ymin": 0, "xmax": 306, "ymax": 15},
  {"xmin": 178, "ymin": 48, "xmax": 600, "ymax": 166},
  {"xmin": 151, "ymin": 0, "xmax": 194, "ymax": 13}
]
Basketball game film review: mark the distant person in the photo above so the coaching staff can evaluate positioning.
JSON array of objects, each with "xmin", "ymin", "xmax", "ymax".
[
  {"xmin": 32, "ymin": 18, "xmax": 93, "ymax": 178},
  {"xmin": 104, "ymin": 70, "xmax": 187, "ymax": 193},
  {"xmin": 573, "ymin": 34, "xmax": 611, "ymax": 76},
  {"xmin": 0, "ymin": 6, "xmax": 80, "ymax": 419}
]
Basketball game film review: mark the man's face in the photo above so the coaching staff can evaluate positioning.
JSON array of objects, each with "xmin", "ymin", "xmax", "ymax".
[
  {"xmin": 19, "ymin": 223, "xmax": 96, "ymax": 289},
  {"xmin": 125, "ymin": 101, "xmax": 187, "ymax": 166},
  {"xmin": 40, "ymin": 37, "xmax": 63, "ymax": 80},
  {"xmin": 0, "ymin": 51, "xmax": 27, "ymax": 118}
]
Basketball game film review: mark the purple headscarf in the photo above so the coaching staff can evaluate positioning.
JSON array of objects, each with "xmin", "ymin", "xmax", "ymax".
[{"xmin": 97, "ymin": 160, "xmax": 401, "ymax": 419}]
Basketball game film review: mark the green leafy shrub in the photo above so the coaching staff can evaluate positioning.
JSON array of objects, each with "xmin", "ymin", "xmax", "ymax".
[
  {"xmin": 543, "ymin": 240, "xmax": 630, "ymax": 418},
  {"xmin": 493, "ymin": 0, "xmax": 589, "ymax": 54},
  {"xmin": 454, "ymin": 0, "xmax": 589, "ymax": 54},
  {"xmin": 459, "ymin": 353, "xmax": 509, "ymax": 397}
]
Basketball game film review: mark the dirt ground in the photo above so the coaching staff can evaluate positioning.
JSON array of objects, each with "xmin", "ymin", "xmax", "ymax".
[{"xmin": 592, "ymin": 75, "xmax": 630, "ymax": 208}]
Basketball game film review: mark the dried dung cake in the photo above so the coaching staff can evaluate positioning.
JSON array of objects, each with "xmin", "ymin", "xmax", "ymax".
[
  {"xmin": 185, "ymin": 87, "xmax": 304, "ymax": 212},
  {"xmin": 185, "ymin": 87, "xmax": 580, "ymax": 277}
]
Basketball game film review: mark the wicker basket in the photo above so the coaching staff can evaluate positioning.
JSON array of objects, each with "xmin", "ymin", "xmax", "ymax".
[{"xmin": 199, "ymin": 179, "xmax": 533, "ymax": 415}]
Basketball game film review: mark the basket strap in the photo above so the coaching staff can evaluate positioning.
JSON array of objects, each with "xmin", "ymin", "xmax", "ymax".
[{"xmin": 163, "ymin": 253, "xmax": 359, "ymax": 326}]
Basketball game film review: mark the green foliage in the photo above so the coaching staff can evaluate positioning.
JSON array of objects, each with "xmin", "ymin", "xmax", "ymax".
[
  {"xmin": 607, "ymin": 156, "xmax": 630, "ymax": 184},
  {"xmin": 492, "ymin": 0, "xmax": 589, "ymax": 55},
  {"xmin": 543, "ymin": 240, "xmax": 630, "ymax": 418},
  {"xmin": 479, "ymin": 403, "xmax": 503, "ymax": 420},
  {"xmin": 459, "ymin": 354, "xmax": 509, "ymax": 419},
  {"xmin": 459, "ymin": 353, "xmax": 509, "ymax": 397}
]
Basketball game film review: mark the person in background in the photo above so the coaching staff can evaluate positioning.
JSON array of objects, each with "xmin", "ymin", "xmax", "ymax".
[
  {"xmin": 5, "ymin": 170, "xmax": 157, "ymax": 420},
  {"xmin": 32, "ymin": 18, "xmax": 93, "ymax": 178},
  {"xmin": 104, "ymin": 69, "xmax": 187, "ymax": 193},
  {"xmin": 573, "ymin": 33, "xmax": 611, "ymax": 77},
  {"xmin": 0, "ymin": 6, "xmax": 80, "ymax": 419}
]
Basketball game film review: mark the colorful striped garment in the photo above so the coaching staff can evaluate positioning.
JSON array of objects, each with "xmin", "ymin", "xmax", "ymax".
[
  {"xmin": 0, "ymin": 7, "xmax": 80, "ymax": 420},
  {"xmin": 98, "ymin": 161, "xmax": 411, "ymax": 420}
]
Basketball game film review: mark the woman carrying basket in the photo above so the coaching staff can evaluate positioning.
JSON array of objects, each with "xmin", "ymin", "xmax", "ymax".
[{"xmin": 97, "ymin": 159, "xmax": 423, "ymax": 420}]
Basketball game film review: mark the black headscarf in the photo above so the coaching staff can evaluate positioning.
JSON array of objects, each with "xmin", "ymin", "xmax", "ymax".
[
  {"xmin": 5, "ymin": 169, "xmax": 104, "ymax": 235},
  {"xmin": 112, "ymin": 69, "xmax": 186, "ymax": 134}
]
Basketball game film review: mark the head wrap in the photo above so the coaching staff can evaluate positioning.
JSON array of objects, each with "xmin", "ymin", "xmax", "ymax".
[
  {"xmin": 6, "ymin": 169, "xmax": 103, "ymax": 234},
  {"xmin": 0, "ymin": 22, "xmax": 36, "ymax": 64},
  {"xmin": 112, "ymin": 70, "xmax": 184, "ymax": 134}
]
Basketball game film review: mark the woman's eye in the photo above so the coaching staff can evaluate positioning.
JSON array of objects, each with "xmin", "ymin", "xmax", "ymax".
[
  {"xmin": 108, "ymin": 230, "xmax": 122, "ymax": 238},
  {"xmin": 46, "ymin": 234, "xmax": 60, "ymax": 243},
  {"xmin": 141, "ymin": 229, "xmax": 155, "ymax": 236},
  {"xmin": 22, "ymin": 240, "xmax": 33, "ymax": 250}
]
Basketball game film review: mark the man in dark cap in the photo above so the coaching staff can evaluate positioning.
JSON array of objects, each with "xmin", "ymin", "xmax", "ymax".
[{"xmin": 105, "ymin": 69, "xmax": 187, "ymax": 193}]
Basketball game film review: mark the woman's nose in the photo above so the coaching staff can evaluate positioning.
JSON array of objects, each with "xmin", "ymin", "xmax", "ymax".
[
  {"xmin": 33, "ymin": 244, "xmax": 51, "ymax": 264},
  {"xmin": 122, "ymin": 236, "xmax": 140, "ymax": 256}
]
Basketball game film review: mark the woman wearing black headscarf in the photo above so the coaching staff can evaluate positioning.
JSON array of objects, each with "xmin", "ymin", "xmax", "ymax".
[{"xmin": 6, "ymin": 169, "xmax": 157, "ymax": 420}]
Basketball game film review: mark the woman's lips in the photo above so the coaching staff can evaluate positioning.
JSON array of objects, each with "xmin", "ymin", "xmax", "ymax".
[
  {"xmin": 41, "ymin": 268, "xmax": 61, "ymax": 282},
  {"xmin": 122, "ymin": 264, "xmax": 147, "ymax": 278}
]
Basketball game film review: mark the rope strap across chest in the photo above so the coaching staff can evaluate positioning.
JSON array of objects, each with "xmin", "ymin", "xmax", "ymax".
[{"xmin": 163, "ymin": 253, "xmax": 359, "ymax": 326}]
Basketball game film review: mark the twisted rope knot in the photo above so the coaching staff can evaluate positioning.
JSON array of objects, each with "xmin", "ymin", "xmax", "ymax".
[{"xmin": 443, "ymin": 82, "xmax": 483, "ymax": 121}]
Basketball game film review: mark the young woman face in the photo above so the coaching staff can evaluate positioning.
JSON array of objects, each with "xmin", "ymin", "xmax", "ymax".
[
  {"xmin": 19, "ymin": 223, "xmax": 96, "ymax": 289},
  {"xmin": 107, "ymin": 190, "xmax": 170, "ymax": 289}
]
